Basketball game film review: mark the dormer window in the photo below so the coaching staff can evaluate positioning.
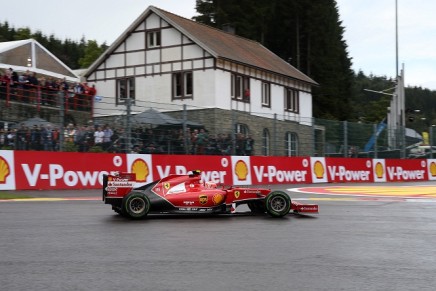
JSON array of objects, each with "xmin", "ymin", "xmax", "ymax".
[{"xmin": 147, "ymin": 30, "xmax": 161, "ymax": 48}]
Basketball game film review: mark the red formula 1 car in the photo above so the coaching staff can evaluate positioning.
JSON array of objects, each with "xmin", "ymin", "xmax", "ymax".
[{"xmin": 102, "ymin": 170, "xmax": 318, "ymax": 219}]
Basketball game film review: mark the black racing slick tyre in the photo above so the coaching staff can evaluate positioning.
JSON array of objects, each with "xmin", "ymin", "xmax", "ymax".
[
  {"xmin": 122, "ymin": 192, "xmax": 150, "ymax": 219},
  {"xmin": 265, "ymin": 191, "xmax": 291, "ymax": 218}
]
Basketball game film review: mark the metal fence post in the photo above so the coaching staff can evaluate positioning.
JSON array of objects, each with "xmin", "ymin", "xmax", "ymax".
[
  {"xmin": 343, "ymin": 121, "xmax": 348, "ymax": 157},
  {"xmin": 430, "ymin": 126, "xmax": 434, "ymax": 159},
  {"xmin": 59, "ymin": 90, "xmax": 65, "ymax": 151},
  {"xmin": 183, "ymin": 104, "xmax": 188, "ymax": 154},
  {"xmin": 273, "ymin": 113, "xmax": 277, "ymax": 156},
  {"xmin": 373, "ymin": 123, "xmax": 378, "ymax": 159},
  {"xmin": 125, "ymin": 97, "xmax": 132, "ymax": 153},
  {"xmin": 231, "ymin": 109, "xmax": 236, "ymax": 155}
]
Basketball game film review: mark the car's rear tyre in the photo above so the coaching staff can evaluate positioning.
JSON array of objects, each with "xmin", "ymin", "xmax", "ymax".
[
  {"xmin": 247, "ymin": 201, "xmax": 266, "ymax": 214},
  {"xmin": 265, "ymin": 191, "xmax": 291, "ymax": 218},
  {"xmin": 122, "ymin": 192, "xmax": 150, "ymax": 219}
]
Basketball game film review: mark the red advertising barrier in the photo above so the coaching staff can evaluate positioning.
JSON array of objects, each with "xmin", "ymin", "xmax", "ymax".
[
  {"xmin": 244, "ymin": 156, "xmax": 312, "ymax": 185},
  {"xmin": 5, "ymin": 151, "xmax": 127, "ymax": 190},
  {"xmin": 1, "ymin": 150, "xmax": 436, "ymax": 190},
  {"xmin": 125, "ymin": 154, "xmax": 233, "ymax": 185},
  {"xmin": 377, "ymin": 159, "xmax": 428, "ymax": 182},
  {"xmin": 310, "ymin": 157, "xmax": 374, "ymax": 183}
]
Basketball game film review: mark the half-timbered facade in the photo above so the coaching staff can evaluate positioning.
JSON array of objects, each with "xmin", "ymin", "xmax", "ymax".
[{"xmin": 84, "ymin": 6, "xmax": 318, "ymax": 155}]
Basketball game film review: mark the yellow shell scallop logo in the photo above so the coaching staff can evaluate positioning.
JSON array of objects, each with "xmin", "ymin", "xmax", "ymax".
[
  {"xmin": 213, "ymin": 193, "xmax": 224, "ymax": 205},
  {"xmin": 0, "ymin": 156, "xmax": 11, "ymax": 184},
  {"xmin": 430, "ymin": 162, "xmax": 436, "ymax": 177},
  {"xmin": 235, "ymin": 160, "xmax": 248, "ymax": 181},
  {"xmin": 375, "ymin": 162, "xmax": 384, "ymax": 178},
  {"xmin": 313, "ymin": 161, "xmax": 324, "ymax": 179},
  {"xmin": 131, "ymin": 159, "xmax": 149, "ymax": 182}
]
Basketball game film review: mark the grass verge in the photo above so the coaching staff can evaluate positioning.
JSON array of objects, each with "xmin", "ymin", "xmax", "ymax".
[{"xmin": 0, "ymin": 192, "xmax": 34, "ymax": 199}]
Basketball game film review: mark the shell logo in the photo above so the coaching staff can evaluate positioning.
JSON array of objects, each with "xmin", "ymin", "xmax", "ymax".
[
  {"xmin": 375, "ymin": 162, "xmax": 384, "ymax": 179},
  {"xmin": 313, "ymin": 161, "xmax": 324, "ymax": 179},
  {"xmin": 213, "ymin": 193, "xmax": 224, "ymax": 205},
  {"xmin": 235, "ymin": 160, "xmax": 248, "ymax": 181},
  {"xmin": 131, "ymin": 158, "xmax": 149, "ymax": 182},
  {"xmin": 430, "ymin": 162, "xmax": 436, "ymax": 177},
  {"xmin": 0, "ymin": 156, "xmax": 10, "ymax": 184}
]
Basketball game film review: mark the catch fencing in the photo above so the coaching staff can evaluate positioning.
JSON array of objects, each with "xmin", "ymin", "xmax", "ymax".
[{"xmin": 1, "ymin": 83, "xmax": 433, "ymax": 158}]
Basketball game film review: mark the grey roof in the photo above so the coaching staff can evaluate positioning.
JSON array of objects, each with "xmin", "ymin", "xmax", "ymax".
[{"xmin": 85, "ymin": 6, "xmax": 317, "ymax": 86}]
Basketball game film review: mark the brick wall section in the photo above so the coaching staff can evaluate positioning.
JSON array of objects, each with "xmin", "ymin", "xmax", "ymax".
[
  {"xmin": 167, "ymin": 108, "xmax": 314, "ymax": 156},
  {"xmin": 0, "ymin": 100, "xmax": 92, "ymax": 128}
]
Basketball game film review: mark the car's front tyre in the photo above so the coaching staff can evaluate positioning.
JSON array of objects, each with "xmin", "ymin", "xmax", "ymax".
[{"xmin": 265, "ymin": 191, "xmax": 291, "ymax": 218}]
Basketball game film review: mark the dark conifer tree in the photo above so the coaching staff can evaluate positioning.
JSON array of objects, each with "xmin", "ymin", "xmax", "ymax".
[{"xmin": 194, "ymin": 0, "xmax": 354, "ymax": 120}]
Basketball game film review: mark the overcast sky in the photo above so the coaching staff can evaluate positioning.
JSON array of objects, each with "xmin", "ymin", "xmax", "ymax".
[{"xmin": 1, "ymin": 0, "xmax": 435, "ymax": 90}]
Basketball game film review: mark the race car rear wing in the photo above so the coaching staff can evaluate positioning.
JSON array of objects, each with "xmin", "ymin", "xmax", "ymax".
[{"xmin": 102, "ymin": 172, "xmax": 136, "ymax": 201}]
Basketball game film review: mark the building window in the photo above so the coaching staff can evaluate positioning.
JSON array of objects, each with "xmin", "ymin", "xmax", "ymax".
[
  {"xmin": 147, "ymin": 30, "xmax": 161, "ymax": 48},
  {"xmin": 285, "ymin": 132, "xmax": 298, "ymax": 156},
  {"xmin": 262, "ymin": 128, "xmax": 270, "ymax": 156},
  {"xmin": 285, "ymin": 88, "xmax": 299, "ymax": 113},
  {"xmin": 262, "ymin": 82, "xmax": 271, "ymax": 107},
  {"xmin": 116, "ymin": 77, "xmax": 135, "ymax": 105},
  {"xmin": 235, "ymin": 123, "xmax": 249, "ymax": 135},
  {"xmin": 231, "ymin": 74, "xmax": 250, "ymax": 102},
  {"xmin": 173, "ymin": 71, "xmax": 193, "ymax": 99}
]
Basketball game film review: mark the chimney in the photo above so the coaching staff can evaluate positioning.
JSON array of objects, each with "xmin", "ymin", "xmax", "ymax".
[{"xmin": 222, "ymin": 23, "xmax": 235, "ymax": 35}]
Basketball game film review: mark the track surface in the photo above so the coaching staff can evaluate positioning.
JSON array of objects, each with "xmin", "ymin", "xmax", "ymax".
[{"xmin": 1, "ymin": 183, "xmax": 436, "ymax": 291}]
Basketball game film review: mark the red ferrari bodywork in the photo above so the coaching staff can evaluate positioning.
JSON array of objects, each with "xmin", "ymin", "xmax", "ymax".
[{"xmin": 102, "ymin": 170, "xmax": 318, "ymax": 219}]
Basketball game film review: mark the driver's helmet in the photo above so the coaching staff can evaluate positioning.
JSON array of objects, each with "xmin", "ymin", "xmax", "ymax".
[{"xmin": 205, "ymin": 181, "xmax": 217, "ymax": 189}]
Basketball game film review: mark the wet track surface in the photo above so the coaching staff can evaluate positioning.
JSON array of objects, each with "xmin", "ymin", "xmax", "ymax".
[{"xmin": 2, "ymin": 185, "xmax": 436, "ymax": 291}]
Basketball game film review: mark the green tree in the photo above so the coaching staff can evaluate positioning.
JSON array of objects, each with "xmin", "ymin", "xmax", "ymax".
[
  {"xmin": 194, "ymin": 0, "xmax": 354, "ymax": 120},
  {"xmin": 78, "ymin": 40, "xmax": 105, "ymax": 68},
  {"xmin": 14, "ymin": 27, "xmax": 31, "ymax": 40}
]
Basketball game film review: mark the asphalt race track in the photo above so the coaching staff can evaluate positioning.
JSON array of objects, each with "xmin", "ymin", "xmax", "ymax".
[{"xmin": 2, "ymin": 183, "xmax": 436, "ymax": 291}]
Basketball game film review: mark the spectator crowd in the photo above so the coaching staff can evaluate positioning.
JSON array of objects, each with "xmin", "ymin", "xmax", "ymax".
[
  {"xmin": 0, "ymin": 68, "xmax": 256, "ymax": 156},
  {"xmin": 0, "ymin": 68, "xmax": 95, "ymax": 111},
  {"xmin": 0, "ymin": 122, "xmax": 255, "ymax": 156}
]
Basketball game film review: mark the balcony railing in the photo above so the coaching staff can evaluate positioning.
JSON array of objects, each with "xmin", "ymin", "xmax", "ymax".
[{"xmin": 0, "ymin": 82, "xmax": 94, "ymax": 113}]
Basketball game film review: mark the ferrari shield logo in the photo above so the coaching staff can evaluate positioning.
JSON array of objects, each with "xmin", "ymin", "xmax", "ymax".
[
  {"xmin": 164, "ymin": 182, "xmax": 170, "ymax": 190},
  {"xmin": 234, "ymin": 191, "xmax": 240, "ymax": 199},
  {"xmin": 199, "ymin": 195, "xmax": 208, "ymax": 205}
]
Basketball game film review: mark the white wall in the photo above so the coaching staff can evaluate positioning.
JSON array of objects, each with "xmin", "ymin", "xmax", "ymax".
[{"xmin": 91, "ymin": 11, "xmax": 313, "ymax": 125}]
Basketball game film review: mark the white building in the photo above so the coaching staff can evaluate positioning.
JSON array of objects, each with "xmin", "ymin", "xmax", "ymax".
[{"xmin": 84, "ymin": 6, "xmax": 318, "ymax": 155}]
